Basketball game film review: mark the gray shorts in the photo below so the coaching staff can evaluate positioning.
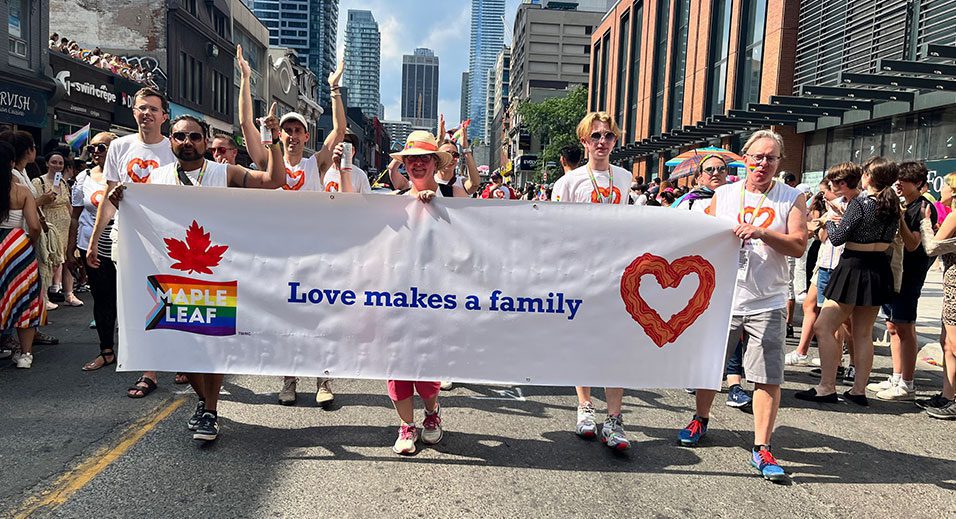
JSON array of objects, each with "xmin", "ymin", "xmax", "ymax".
[{"xmin": 725, "ymin": 308, "xmax": 786, "ymax": 385}]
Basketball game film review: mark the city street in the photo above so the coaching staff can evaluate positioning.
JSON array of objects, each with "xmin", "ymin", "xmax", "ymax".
[{"xmin": 2, "ymin": 279, "xmax": 954, "ymax": 519}]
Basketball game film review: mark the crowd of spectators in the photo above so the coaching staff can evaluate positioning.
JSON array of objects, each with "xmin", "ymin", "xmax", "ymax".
[{"xmin": 49, "ymin": 33, "xmax": 157, "ymax": 87}]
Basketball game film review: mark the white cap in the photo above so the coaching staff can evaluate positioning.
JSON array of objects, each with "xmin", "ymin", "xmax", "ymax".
[{"xmin": 279, "ymin": 112, "xmax": 309, "ymax": 130}]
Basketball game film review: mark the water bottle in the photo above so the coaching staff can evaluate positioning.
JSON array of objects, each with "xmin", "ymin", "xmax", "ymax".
[
  {"xmin": 341, "ymin": 142, "xmax": 353, "ymax": 172},
  {"xmin": 260, "ymin": 119, "xmax": 272, "ymax": 145}
]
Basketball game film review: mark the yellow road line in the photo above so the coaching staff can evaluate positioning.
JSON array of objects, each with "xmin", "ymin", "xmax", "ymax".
[{"xmin": 11, "ymin": 396, "xmax": 186, "ymax": 518}]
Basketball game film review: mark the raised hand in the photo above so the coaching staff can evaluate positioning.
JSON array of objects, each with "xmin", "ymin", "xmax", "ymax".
[
  {"xmin": 329, "ymin": 58, "xmax": 345, "ymax": 88},
  {"xmin": 260, "ymin": 102, "xmax": 279, "ymax": 135},
  {"xmin": 438, "ymin": 114, "xmax": 446, "ymax": 142},
  {"xmin": 236, "ymin": 44, "xmax": 251, "ymax": 80}
]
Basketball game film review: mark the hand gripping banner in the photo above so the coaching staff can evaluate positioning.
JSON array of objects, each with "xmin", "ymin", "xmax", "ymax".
[{"xmin": 116, "ymin": 185, "xmax": 739, "ymax": 389}]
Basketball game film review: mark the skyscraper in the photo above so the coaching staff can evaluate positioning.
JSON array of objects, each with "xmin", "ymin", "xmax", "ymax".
[
  {"xmin": 401, "ymin": 48, "xmax": 439, "ymax": 132},
  {"xmin": 343, "ymin": 10, "xmax": 381, "ymax": 120},
  {"xmin": 248, "ymin": 0, "xmax": 338, "ymax": 108},
  {"xmin": 460, "ymin": 71, "xmax": 470, "ymax": 125},
  {"xmin": 467, "ymin": 0, "xmax": 505, "ymax": 142}
]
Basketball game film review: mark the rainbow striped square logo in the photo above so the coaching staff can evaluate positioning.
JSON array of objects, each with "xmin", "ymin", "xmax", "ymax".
[{"xmin": 146, "ymin": 275, "xmax": 237, "ymax": 336}]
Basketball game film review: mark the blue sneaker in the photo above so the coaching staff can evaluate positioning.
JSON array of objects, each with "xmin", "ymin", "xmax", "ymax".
[
  {"xmin": 678, "ymin": 415, "xmax": 707, "ymax": 446},
  {"xmin": 751, "ymin": 448, "xmax": 787, "ymax": 482},
  {"xmin": 726, "ymin": 385, "xmax": 752, "ymax": 408}
]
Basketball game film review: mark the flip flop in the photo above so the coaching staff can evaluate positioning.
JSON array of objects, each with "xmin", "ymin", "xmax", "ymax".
[
  {"xmin": 174, "ymin": 373, "xmax": 190, "ymax": 384},
  {"xmin": 82, "ymin": 351, "xmax": 116, "ymax": 371},
  {"xmin": 62, "ymin": 296, "xmax": 85, "ymax": 307},
  {"xmin": 127, "ymin": 377, "xmax": 157, "ymax": 398}
]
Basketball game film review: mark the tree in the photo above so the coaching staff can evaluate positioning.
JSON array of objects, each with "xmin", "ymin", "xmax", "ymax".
[{"xmin": 516, "ymin": 85, "xmax": 588, "ymax": 183}]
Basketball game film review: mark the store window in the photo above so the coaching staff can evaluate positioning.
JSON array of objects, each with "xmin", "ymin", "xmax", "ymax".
[
  {"xmin": 589, "ymin": 41, "xmax": 600, "ymax": 111},
  {"xmin": 803, "ymin": 130, "xmax": 826, "ymax": 173},
  {"xmin": 668, "ymin": 0, "xmax": 691, "ymax": 130},
  {"xmin": 735, "ymin": 0, "xmax": 767, "ymax": 109},
  {"xmin": 707, "ymin": 0, "xmax": 732, "ymax": 116},
  {"xmin": 614, "ymin": 12, "xmax": 630, "ymax": 135},
  {"xmin": 929, "ymin": 106, "xmax": 955, "ymax": 160},
  {"xmin": 8, "ymin": 0, "xmax": 29, "ymax": 61},
  {"xmin": 626, "ymin": 3, "xmax": 644, "ymax": 140},
  {"xmin": 650, "ymin": 0, "xmax": 671, "ymax": 136},
  {"xmin": 598, "ymin": 31, "xmax": 610, "ymax": 110}
]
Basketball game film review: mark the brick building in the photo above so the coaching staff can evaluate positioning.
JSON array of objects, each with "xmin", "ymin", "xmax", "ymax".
[{"xmin": 589, "ymin": 0, "xmax": 803, "ymax": 181}]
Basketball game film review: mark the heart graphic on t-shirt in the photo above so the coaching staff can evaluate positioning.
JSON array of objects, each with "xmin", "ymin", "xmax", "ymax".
[
  {"xmin": 620, "ymin": 253, "xmax": 716, "ymax": 348},
  {"xmin": 283, "ymin": 168, "xmax": 304, "ymax": 191},
  {"xmin": 324, "ymin": 181, "xmax": 340, "ymax": 193},
  {"xmin": 126, "ymin": 158, "xmax": 159, "ymax": 183},
  {"xmin": 739, "ymin": 206, "xmax": 776, "ymax": 229},
  {"xmin": 492, "ymin": 187, "xmax": 507, "ymax": 199},
  {"xmin": 590, "ymin": 186, "xmax": 622, "ymax": 204},
  {"xmin": 91, "ymin": 190, "xmax": 104, "ymax": 208}
]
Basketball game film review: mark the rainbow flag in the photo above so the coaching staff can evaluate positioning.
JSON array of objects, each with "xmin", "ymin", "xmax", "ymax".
[
  {"xmin": 64, "ymin": 123, "xmax": 90, "ymax": 152},
  {"xmin": 146, "ymin": 275, "xmax": 237, "ymax": 336},
  {"xmin": 450, "ymin": 119, "xmax": 471, "ymax": 144}
]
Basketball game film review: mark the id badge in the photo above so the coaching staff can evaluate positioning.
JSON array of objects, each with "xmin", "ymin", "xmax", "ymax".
[{"xmin": 738, "ymin": 247, "xmax": 750, "ymax": 276}]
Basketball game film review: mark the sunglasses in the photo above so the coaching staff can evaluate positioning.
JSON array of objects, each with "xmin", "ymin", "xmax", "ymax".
[
  {"xmin": 404, "ymin": 155, "xmax": 434, "ymax": 163},
  {"xmin": 171, "ymin": 131, "xmax": 205, "ymax": 143},
  {"xmin": 209, "ymin": 146, "xmax": 234, "ymax": 155},
  {"xmin": 589, "ymin": 131, "xmax": 616, "ymax": 142},
  {"xmin": 451, "ymin": 152, "xmax": 460, "ymax": 159},
  {"xmin": 85, "ymin": 143, "xmax": 109, "ymax": 154},
  {"xmin": 702, "ymin": 165, "xmax": 728, "ymax": 174}
]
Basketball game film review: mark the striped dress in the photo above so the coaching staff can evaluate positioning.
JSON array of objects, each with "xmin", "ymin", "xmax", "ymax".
[{"xmin": 0, "ymin": 211, "xmax": 41, "ymax": 331}]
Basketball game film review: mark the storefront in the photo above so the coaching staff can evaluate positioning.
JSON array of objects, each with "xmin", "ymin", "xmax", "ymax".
[
  {"xmin": 50, "ymin": 53, "xmax": 116, "ymax": 142},
  {"xmin": 0, "ymin": 79, "xmax": 49, "ymax": 136}
]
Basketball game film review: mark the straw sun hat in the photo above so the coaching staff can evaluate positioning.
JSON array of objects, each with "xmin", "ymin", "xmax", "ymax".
[{"xmin": 390, "ymin": 131, "xmax": 453, "ymax": 169}]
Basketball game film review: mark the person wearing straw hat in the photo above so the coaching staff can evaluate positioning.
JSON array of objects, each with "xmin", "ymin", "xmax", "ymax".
[{"xmin": 384, "ymin": 131, "xmax": 462, "ymax": 455}]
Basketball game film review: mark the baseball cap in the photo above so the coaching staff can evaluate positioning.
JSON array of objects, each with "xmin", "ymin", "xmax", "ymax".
[{"xmin": 279, "ymin": 112, "xmax": 309, "ymax": 130}]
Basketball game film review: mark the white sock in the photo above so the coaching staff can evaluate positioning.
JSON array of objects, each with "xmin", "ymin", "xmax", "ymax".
[
  {"xmin": 901, "ymin": 379, "xmax": 914, "ymax": 390},
  {"xmin": 891, "ymin": 373, "xmax": 902, "ymax": 384}
]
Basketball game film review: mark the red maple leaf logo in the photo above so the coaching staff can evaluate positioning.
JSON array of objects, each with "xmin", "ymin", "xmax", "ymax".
[{"xmin": 164, "ymin": 221, "xmax": 228, "ymax": 275}]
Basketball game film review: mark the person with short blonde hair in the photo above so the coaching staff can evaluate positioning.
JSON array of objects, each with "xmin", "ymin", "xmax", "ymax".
[{"xmin": 552, "ymin": 112, "xmax": 634, "ymax": 451}]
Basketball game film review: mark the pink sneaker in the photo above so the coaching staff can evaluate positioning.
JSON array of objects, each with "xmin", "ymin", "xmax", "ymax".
[
  {"xmin": 392, "ymin": 423, "xmax": 418, "ymax": 455},
  {"xmin": 422, "ymin": 406, "xmax": 443, "ymax": 445}
]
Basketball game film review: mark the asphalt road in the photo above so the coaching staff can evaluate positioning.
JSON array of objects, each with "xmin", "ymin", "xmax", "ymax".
[{"xmin": 2, "ymin": 292, "xmax": 954, "ymax": 518}]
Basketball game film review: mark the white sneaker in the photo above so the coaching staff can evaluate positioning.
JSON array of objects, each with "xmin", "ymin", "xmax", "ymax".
[
  {"xmin": 785, "ymin": 350, "xmax": 809, "ymax": 366},
  {"xmin": 393, "ymin": 423, "xmax": 418, "ymax": 455},
  {"xmin": 576, "ymin": 401, "xmax": 597, "ymax": 438},
  {"xmin": 876, "ymin": 383, "xmax": 916, "ymax": 401},
  {"xmin": 15, "ymin": 352, "xmax": 32, "ymax": 369},
  {"xmin": 439, "ymin": 381, "xmax": 454, "ymax": 390},
  {"xmin": 866, "ymin": 376, "xmax": 897, "ymax": 393}
]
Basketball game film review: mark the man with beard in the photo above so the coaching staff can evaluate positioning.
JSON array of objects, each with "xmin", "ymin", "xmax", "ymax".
[{"xmin": 109, "ymin": 113, "xmax": 285, "ymax": 441}]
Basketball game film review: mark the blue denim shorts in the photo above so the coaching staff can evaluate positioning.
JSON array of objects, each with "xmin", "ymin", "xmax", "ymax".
[{"xmin": 816, "ymin": 268, "xmax": 833, "ymax": 306}]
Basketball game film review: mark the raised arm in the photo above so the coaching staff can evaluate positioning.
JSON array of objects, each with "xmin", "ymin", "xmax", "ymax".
[
  {"xmin": 316, "ymin": 59, "xmax": 346, "ymax": 171},
  {"xmin": 388, "ymin": 158, "xmax": 410, "ymax": 191},
  {"xmin": 227, "ymin": 109, "xmax": 284, "ymax": 189},
  {"xmin": 459, "ymin": 121, "xmax": 480, "ymax": 195},
  {"xmin": 330, "ymin": 143, "xmax": 355, "ymax": 193},
  {"xmin": 237, "ymin": 45, "xmax": 268, "ymax": 168}
]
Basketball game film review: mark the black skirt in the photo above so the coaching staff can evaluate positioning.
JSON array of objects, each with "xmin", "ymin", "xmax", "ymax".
[{"xmin": 824, "ymin": 249, "xmax": 893, "ymax": 306}]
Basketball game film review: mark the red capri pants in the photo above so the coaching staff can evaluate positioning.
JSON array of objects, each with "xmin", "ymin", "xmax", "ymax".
[{"xmin": 387, "ymin": 380, "xmax": 442, "ymax": 401}]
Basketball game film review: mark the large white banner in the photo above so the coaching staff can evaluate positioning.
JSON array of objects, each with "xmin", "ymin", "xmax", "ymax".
[{"xmin": 117, "ymin": 185, "xmax": 740, "ymax": 389}]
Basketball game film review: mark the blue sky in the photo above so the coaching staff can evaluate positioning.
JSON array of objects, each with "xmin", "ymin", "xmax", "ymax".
[{"xmin": 336, "ymin": 0, "xmax": 523, "ymax": 125}]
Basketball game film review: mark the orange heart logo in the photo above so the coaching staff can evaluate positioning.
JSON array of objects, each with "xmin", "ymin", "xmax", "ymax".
[
  {"xmin": 620, "ymin": 253, "xmax": 717, "ymax": 348},
  {"xmin": 324, "ymin": 181, "xmax": 340, "ymax": 193},
  {"xmin": 91, "ymin": 190, "xmax": 104, "ymax": 208},
  {"xmin": 126, "ymin": 158, "xmax": 159, "ymax": 183},
  {"xmin": 590, "ymin": 186, "xmax": 622, "ymax": 204},
  {"xmin": 282, "ymin": 168, "xmax": 304, "ymax": 191},
  {"xmin": 739, "ymin": 206, "xmax": 775, "ymax": 229},
  {"xmin": 493, "ymin": 187, "xmax": 506, "ymax": 199}
]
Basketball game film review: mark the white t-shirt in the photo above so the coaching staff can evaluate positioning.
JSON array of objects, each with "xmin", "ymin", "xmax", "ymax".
[
  {"xmin": 714, "ymin": 181, "xmax": 801, "ymax": 315},
  {"xmin": 280, "ymin": 154, "xmax": 322, "ymax": 191},
  {"xmin": 323, "ymin": 164, "xmax": 372, "ymax": 193},
  {"xmin": 148, "ymin": 160, "xmax": 229, "ymax": 187},
  {"xmin": 550, "ymin": 164, "xmax": 631, "ymax": 204},
  {"xmin": 71, "ymin": 170, "xmax": 108, "ymax": 252},
  {"xmin": 103, "ymin": 134, "xmax": 176, "ymax": 184},
  {"xmin": 435, "ymin": 174, "xmax": 464, "ymax": 189}
]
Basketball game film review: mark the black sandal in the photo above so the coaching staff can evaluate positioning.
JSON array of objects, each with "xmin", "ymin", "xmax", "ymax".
[
  {"xmin": 127, "ymin": 377, "xmax": 157, "ymax": 398},
  {"xmin": 81, "ymin": 350, "xmax": 116, "ymax": 372}
]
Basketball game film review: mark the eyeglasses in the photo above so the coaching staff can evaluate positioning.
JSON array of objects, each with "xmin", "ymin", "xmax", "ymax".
[
  {"xmin": 209, "ymin": 146, "xmax": 234, "ymax": 155},
  {"xmin": 589, "ymin": 131, "xmax": 617, "ymax": 142},
  {"xmin": 171, "ymin": 131, "xmax": 205, "ymax": 143},
  {"xmin": 451, "ymin": 152, "xmax": 460, "ymax": 159},
  {"xmin": 746, "ymin": 154, "xmax": 780, "ymax": 164},
  {"xmin": 85, "ymin": 143, "xmax": 109, "ymax": 154},
  {"xmin": 134, "ymin": 105, "xmax": 163, "ymax": 114},
  {"xmin": 702, "ymin": 165, "xmax": 728, "ymax": 175},
  {"xmin": 404, "ymin": 155, "xmax": 433, "ymax": 163}
]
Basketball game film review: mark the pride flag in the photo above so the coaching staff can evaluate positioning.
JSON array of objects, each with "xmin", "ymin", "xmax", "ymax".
[
  {"xmin": 450, "ymin": 119, "xmax": 471, "ymax": 144},
  {"xmin": 64, "ymin": 123, "xmax": 91, "ymax": 152}
]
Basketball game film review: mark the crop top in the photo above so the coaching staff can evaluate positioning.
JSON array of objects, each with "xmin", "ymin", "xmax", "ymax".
[{"xmin": 826, "ymin": 195, "xmax": 899, "ymax": 246}]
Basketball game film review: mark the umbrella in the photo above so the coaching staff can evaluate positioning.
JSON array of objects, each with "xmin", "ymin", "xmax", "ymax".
[{"xmin": 666, "ymin": 147, "xmax": 746, "ymax": 179}]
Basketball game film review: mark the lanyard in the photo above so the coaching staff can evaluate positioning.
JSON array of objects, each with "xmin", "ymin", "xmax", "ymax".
[
  {"xmin": 176, "ymin": 160, "xmax": 207, "ymax": 186},
  {"xmin": 739, "ymin": 180, "xmax": 774, "ymax": 224},
  {"xmin": 586, "ymin": 164, "xmax": 614, "ymax": 204}
]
